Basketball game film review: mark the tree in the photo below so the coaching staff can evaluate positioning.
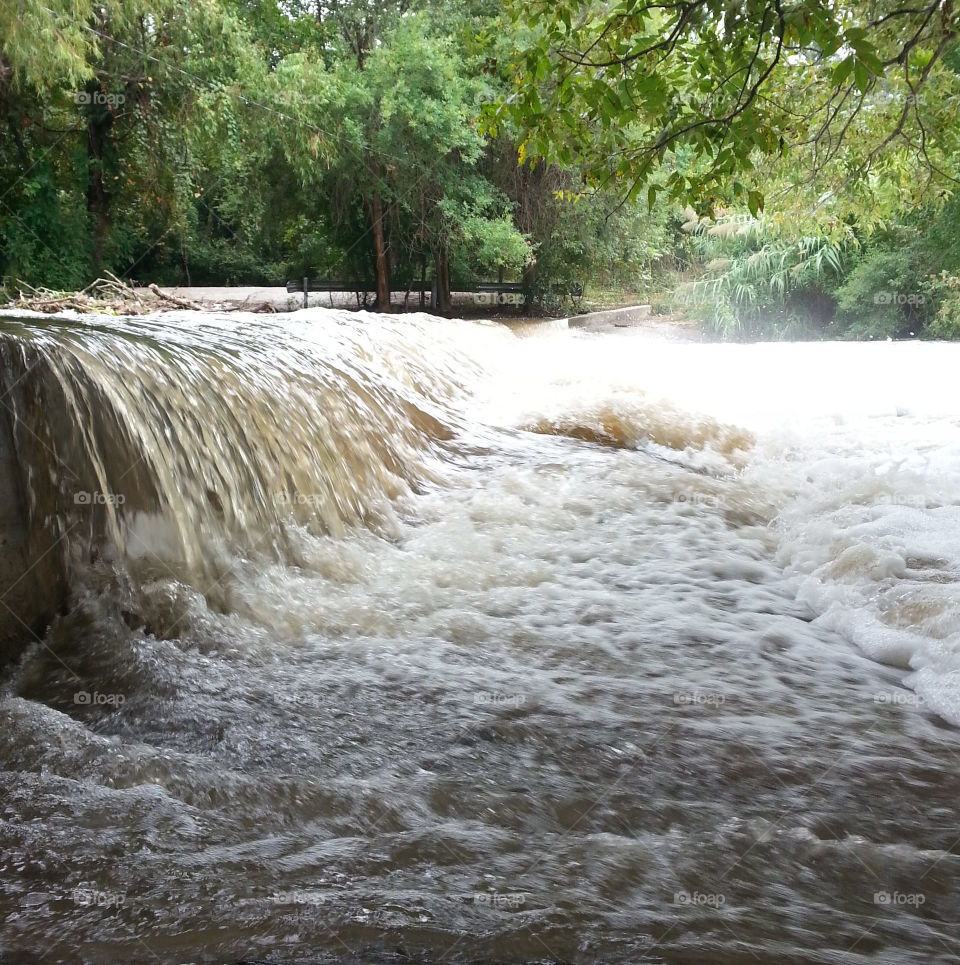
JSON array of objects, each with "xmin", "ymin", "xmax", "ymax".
[
  {"xmin": 0, "ymin": 0, "xmax": 268, "ymax": 284},
  {"xmin": 496, "ymin": 0, "xmax": 960, "ymax": 215},
  {"xmin": 1, "ymin": 0, "xmax": 674, "ymax": 306},
  {"xmin": 274, "ymin": 13, "xmax": 530, "ymax": 312},
  {"xmin": 0, "ymin": 1, "xmax": 95, "ymax": 89}
]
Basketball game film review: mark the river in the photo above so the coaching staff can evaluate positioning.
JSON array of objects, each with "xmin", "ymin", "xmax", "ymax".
[{"xmin": 1, "ymin": 310, "xmax": 959, "ymax": 964}]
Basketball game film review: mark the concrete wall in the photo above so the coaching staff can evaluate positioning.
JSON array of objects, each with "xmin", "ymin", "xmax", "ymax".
[{"xmin": 0, "ymin": 350, "xmax": 67, "ymax": 667}]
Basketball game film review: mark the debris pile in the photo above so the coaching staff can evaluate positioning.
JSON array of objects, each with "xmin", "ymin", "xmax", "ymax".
[{"xmin": 7, "ymin": 273, "xmax": 202, "ymax": 314}]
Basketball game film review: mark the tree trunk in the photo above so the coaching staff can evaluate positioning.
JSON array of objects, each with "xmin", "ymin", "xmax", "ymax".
[
  {"xmin": 85, "ymin": 81, "xmax": 113, "ymax": 276},
  {"xmin": 180, "ymin": 239, "xmax": 191, "ymax": 287},
  {"xmin": 369, "ymin": 190, "xmax": 390, "ymax": 311},
  {"xmin": 433, "ymin": 248, "xmax": 452, "ymax": 316},
  {"xmin": 521, "ymin": 259, "xmax": 536, "ymax": 316}
]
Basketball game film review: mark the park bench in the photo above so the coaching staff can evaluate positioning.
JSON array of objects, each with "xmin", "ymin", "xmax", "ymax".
[{"xmin": 473, "ymin": 281, "xmax": 527, "ymax": 306}]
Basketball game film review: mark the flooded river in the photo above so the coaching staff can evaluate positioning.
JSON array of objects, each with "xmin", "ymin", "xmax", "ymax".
[{"xmin": 1, "ymin": 310, "xmax": 959, "ymax": 964}]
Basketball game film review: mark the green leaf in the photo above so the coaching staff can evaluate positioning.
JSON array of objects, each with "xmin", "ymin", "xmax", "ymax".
[
  {"xmin": 854, "ymin": 60, "xmax": 870, "ymax": 93},
  {"xmin": 747, "ymin": 189, "xmax": 764, "ymax": 218},
  {"xmin": 831, "ymin": 56, "xmax": 854, "ymax": 89},
  {"xmin": 851, "ymin": 41, "xmax": 884, "ymax": 76}
]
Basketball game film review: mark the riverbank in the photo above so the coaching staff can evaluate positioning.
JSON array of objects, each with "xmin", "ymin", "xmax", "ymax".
[{"xmin": 149, "ymin": 287, "xmax": 703, "ymax": 339}]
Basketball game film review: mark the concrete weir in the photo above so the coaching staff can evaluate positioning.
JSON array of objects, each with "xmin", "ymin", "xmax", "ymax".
[
  {"xmin": 567, "ymin": 304, "xmax": 652, "ymax": 330},
  {"xmin": 0, "ymin": 340, "xmax": 68, "ymax": 667}
]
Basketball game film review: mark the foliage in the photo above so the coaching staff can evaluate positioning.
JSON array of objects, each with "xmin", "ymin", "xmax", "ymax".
[
  {"xmin": 832, "ymin": 201, "xmax": 960, "ymax": 338},
  {"xmin": 926, "ymin": 274, "xmax": 960, "ymax": 339},
  {"xmin": 4, "ymin": 0, "xmax": 960, "ymax": 337},
  {"xmin": 677, "ymin": 211, "xmax": 848, "ymax": 338},
  {"xmin": 537, "ymin": 189, "xmax": 678, "ymax": 289},
  {"xmin": 0, "ymin": 160, "xmax": 92, "ymax": 290},
  {"xmin": 0, "ymin": 0, "xmax": 97, "ymax": 88},
  {"xmin": 674, "ymin": 194, "xmax": 960, "ymax": 340},
  {"xmin": 832, "ymin": 243, "xmax": 926, "ymax": 339},
  {"xmin": 495, "ymin": 0, "xmax": 960, "ymax": 219}
]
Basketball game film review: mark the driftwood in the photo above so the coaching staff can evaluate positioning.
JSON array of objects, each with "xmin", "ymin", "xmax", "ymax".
[{"xmin": 6, "ymin": 273, "xmax": 204, "ymax": 315}]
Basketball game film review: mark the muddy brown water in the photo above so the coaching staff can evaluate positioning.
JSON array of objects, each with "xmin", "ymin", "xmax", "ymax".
[{"xmin": 1, "ymin": 310, "xmax": 960, "ymax": 964}]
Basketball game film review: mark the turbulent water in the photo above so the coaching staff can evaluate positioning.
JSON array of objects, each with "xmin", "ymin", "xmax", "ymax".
[{"xmin": 1, "ymin": 310, "xmax": 960, "ymax": 964}]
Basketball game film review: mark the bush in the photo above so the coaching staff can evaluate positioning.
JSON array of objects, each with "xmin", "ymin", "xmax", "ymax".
[
  {"xmin": 831, "ymin": 245, "xmax": 927, "ymax": 338},
  {"xmin": 925, "ymin": 272, "xmax": 960, "ymax": 339},
  {"xmin": 831, "ymin": 196, "xmax": 960, "ymax": 338},
  {"xmin": 678, "ymin": 214, "xmax": 847, "ymax": 339}
]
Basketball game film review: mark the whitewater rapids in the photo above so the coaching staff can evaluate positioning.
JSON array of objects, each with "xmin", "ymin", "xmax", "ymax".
[{"xmin": 1, "ymin": 309, "xmax": 959, "ymax": 964}]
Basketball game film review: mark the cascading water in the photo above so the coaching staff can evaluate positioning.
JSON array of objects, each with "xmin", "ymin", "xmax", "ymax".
[
  {"xmin": 0, "ymin": 312, "xmax": 475, "ymax": 583},
  {"xmin": 1, "ymin": 309, "xmax": 960, "ymax": 964}
]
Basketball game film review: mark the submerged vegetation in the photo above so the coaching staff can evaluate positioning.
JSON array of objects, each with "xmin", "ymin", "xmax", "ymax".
[{"xmin": 1, "ymin": 0, "xmax": 960, "ymax": 336}]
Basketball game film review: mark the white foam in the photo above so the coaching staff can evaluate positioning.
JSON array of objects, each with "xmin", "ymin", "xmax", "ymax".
[{"xmin": 474, "ymin": 330, "xmax": 960, "ymax": 723}]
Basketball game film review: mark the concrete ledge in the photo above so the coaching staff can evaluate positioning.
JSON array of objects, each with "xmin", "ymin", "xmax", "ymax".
[
  {"xmin": 142, "ymin": 287, "xmax": 533, "ymax": 313},
  {"xmin": 567, "ymin": 305, "xmax": 652, "ymax": 330},
  {"xmin": 139, "ymin": 286, "xmax": 304, "ymax": 312},
  {"xmin": 0, "ymin": 342, "xmax": 68, "ymax": 667},
  {"xmin": 497, "ymin": 317, "xmax": 570, "ymax": 336}
]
